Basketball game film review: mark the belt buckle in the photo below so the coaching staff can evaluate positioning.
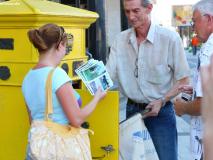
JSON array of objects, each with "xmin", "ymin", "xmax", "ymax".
[
  {"xmin": 139, "ymin": 103, "xmax": 147, "ymax": 110},
  {"xmin": 139, "ymin": 103, "xmax": 151, "ymax": 115}
]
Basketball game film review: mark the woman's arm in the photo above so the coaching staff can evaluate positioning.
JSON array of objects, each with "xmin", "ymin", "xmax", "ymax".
[{"xmin": 56, "ymin": 82, "xmax": 106, "ymax": 127}]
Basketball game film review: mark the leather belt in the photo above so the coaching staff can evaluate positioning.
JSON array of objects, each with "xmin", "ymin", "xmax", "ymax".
[{"xmin": 127, "ymin": 98, "xmax": 148, "ymax": 110}]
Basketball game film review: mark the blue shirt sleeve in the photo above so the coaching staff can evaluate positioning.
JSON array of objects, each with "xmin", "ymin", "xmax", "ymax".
[{"xmin": 52, "ymin": 67, "xmax": 71, "ymax": 92}]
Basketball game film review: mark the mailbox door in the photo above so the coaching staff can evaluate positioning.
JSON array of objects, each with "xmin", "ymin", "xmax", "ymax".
[{"xmin": 77, "ymin": 90, "xmax": 119, "ymax": 160}]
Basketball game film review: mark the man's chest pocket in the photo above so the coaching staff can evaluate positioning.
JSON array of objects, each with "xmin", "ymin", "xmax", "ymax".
[{"xmin": 145, "ymin": 65, "xmax": 170, "ymax": 84}]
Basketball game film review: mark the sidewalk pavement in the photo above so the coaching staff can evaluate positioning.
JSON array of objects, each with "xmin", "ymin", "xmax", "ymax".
[{"xmin": 176, "ymin": 115, "xmax": 191, "ymax": 160}]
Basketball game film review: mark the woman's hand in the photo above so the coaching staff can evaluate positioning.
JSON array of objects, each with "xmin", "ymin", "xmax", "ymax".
[{"xmin": 94, "ymin": 87, "xmax": 107, "ymax": 102}]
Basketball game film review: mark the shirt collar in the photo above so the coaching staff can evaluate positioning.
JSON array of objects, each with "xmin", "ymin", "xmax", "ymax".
[
  {"xmin": 147, "ymin": 23, "xmax": 155, "ymax": 44},
  {"xmin": 128, "ymin": 23, "xmax": 156, "ymax": 44}
]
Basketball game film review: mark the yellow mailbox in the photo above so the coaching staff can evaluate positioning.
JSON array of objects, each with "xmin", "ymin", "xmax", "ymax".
[{"xmin": 0, "ymin": 0, "xmax": 119, "ymax": 159}]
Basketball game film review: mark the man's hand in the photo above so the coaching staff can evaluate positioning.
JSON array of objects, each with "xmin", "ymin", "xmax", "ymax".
[
  {"xmin": 143, "ymin": 99, "xmax": 162, "ymax": 117},
  {"xmin": 174, "ymin": 98, "xmax": 187, "ymax": 116}
]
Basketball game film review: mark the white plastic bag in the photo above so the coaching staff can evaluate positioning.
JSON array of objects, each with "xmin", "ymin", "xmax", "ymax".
[{"xmin": 119, "ymin": 114, "xmax": 159, "ymax": 160}]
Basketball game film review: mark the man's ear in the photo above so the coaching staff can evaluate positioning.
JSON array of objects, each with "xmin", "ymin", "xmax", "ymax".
[
  {"xmin": 206, "ymin": 14, "xmax": 213, "ymax": 30},
  {"xmin": 145, "ymin": 4, "xmax": 153, "ymax": 14},
  {"xmin": 207, "ymin": 14, "xmax": 213, "ymax": 23}
]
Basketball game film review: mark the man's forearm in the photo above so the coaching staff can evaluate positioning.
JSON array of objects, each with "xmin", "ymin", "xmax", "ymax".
[
  {"xmin": 164, "ymin": 77, "xmax": 190, "ymax": 102},
  {"xmin": 183, "ymin": 98, "xmax": 201, "ymax": 116}
]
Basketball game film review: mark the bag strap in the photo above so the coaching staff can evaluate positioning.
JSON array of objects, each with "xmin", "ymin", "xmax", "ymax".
[{"xmin": 45, "ymin": 68, "xmax": 55, "ymax": 121}]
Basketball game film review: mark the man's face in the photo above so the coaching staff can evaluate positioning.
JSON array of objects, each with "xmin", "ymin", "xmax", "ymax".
[
  {"xmin": 123, "ymin": 0, "xmax": 151, "ymax": 29},
  {"xmin": 192, "ymin": 10, "xmax": 210, "ymax": 42}
]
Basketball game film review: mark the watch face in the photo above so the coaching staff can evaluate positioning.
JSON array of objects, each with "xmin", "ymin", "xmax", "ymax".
[
  {"xmin": 141, "ymin": 108, "xmax": 151, "ymax": 115},
  {"xmin": 161, "ymin": 97, "xmax": 166, "ymax": 106}
]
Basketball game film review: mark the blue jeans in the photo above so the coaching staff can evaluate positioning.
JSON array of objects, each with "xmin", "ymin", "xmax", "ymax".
[
  {"xmin": 192, "ymin": 46, "xmax": 197, "ymax": 55},
  {"xmin": 126, "ymin": 101, "xmax": 178, "ymax": 160}
]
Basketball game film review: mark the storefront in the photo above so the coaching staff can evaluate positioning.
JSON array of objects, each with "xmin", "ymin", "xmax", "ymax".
[{"xmin": 172, "ymin": 5, "xmax": 194, "ymax": 48}]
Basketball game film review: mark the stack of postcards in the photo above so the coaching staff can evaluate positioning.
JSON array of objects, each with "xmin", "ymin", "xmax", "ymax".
[{"xmin": 75, "ymin": 59, "xmax": 113, "ymax": 95}]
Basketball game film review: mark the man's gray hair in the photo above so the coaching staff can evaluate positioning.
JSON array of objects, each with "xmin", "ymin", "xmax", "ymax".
[
  {"xmin": 193, "ymin": 0, "xmax": 213, "ymax": 16},
  {"xmin": 141, "ymin": 0, "xmax": 153, "ymax": 7},
  {"xmin": 123, "ymin": 0, "xmax": 153, "ymax": 7}
]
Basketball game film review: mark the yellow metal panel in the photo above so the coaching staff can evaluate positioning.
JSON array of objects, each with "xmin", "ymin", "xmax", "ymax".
[
  {"xmin": 0, "ymin": 63, "xmax": 33, "ymax": 86},
  {"xmin": 0, "ymin": 86, "xmax": 29, "ymax": 160},
  {"xmin": 0, "ymin": 29, "xmax": 32, "ymax": 62},
  {"xmin": 0, "ymin": 0, "xmax": 98, "ymax": 18},
  {"xmin": 0, "ymin": 0, "xmax": 98, "ymax": 28},
  {"xmin": 77, "ymin": 90, "xmax": 119, "ymax": 160}
]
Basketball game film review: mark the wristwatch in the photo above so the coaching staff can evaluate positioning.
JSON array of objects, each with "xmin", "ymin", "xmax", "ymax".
[{"xmin": 161, "ymin": 96, "xmax": 166, "ymax": 107}]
